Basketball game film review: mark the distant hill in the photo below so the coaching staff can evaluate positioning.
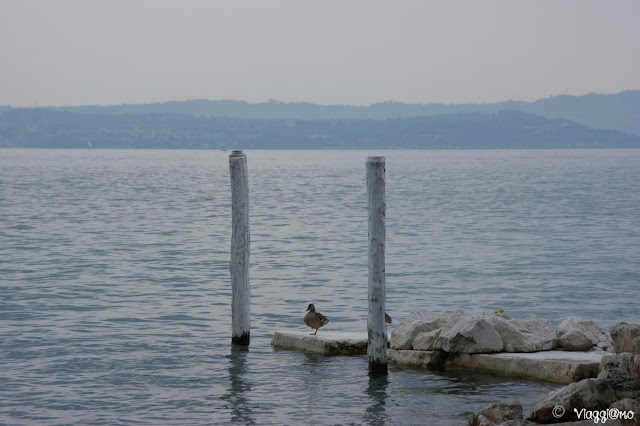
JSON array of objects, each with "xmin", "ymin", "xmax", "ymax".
[
  {"xmin": 1, "ymin": 108, "xmax": 638, "ymax": 149},
  {"xmin": 46, "ymin": 90, "xmax": 640, "ymax": 136},
  {"xmin": 514, "ymin": 91, "xmax": 640, "ymax": 136}
]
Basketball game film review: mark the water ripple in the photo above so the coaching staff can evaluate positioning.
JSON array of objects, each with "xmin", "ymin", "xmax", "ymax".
[{"xmin": 1, "ymin": 149, "xmax": 638, "ymax": 424}]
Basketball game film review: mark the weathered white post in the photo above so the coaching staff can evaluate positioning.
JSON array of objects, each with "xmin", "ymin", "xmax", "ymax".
[
  {"xmin": 366, "ymin": 156, "xmax": 387, "ymax": 375},
  {"xmin": 229, "ymin": 150, "xmax": 250, "ymax": 346}
]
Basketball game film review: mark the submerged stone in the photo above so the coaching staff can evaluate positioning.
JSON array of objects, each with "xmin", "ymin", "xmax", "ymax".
[{"xmin": 387, "ymin": 349, "xmax": 446, "ymax": 370}]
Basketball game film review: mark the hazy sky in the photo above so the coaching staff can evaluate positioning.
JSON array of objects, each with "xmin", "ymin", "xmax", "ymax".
[{"xmin": 1, "ymin": 0, "xmax": 639, "ymax": 107}]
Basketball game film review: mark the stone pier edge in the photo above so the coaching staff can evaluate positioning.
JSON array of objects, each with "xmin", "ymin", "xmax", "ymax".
[{"xmin": 271, "ymin": 331, "xmax": 602, "ymax": 384}]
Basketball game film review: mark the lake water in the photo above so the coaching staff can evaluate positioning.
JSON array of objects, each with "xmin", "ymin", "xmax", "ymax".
[{"xmin": 1, "ymin": 149, "xmax": 638, "ymax": 424}]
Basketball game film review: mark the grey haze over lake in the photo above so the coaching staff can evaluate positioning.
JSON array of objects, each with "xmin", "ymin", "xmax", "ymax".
[{"xmin": 2, "ymin": 2, "xmax": 638, "ymax": 107}]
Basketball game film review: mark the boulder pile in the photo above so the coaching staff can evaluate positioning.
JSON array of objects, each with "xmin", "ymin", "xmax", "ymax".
[
  {"xmin": 390, "ymin": 308, "xmax": 612, "ymax": 354},
  {"xmin": 465, "ymin": 320, "xmax": 640, "ymax": 425}
]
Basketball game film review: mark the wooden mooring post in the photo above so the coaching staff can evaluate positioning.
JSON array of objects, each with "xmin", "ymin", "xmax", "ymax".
[
  {"xmin": 229, "ymin": 150, "xmax": 250, "ymax": 346},
  {"xmin": 366, "ymin": 156, "xmax": 387, "ymax": 375}
]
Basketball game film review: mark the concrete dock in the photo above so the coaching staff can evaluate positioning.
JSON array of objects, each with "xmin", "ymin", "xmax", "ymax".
[
  {"xmin": 389, "ymin": 349, "xmax": 603, "ymax": 384},
  {"xmin": 271, "ymin": 330, "xmax": 372, "ymax": 355},
  {"xmin": 271, "ymin": 330, "xmax": 604, "ymax": 383}
]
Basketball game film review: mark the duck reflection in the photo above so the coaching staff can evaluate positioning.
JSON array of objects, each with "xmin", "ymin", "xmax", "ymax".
[
  {"xmin": 364, "ymin": 373, "xmax": 390, "ymax": 425},
  {"xmin": 302, "ymin": 350, "xmax": 328, "ymax": 367},
  {"xmin": 221, "ymin": 345, "xmax": 255, "ymax": 425}
]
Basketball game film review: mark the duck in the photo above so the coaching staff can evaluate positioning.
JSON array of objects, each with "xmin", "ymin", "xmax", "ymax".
[
  {"xmin": 304, "ymin": 303, "xmax": 330, "ymax": 336},
  {"xmin": 385, "ymin": 312, "xmax": 392, "ymax": 324}
]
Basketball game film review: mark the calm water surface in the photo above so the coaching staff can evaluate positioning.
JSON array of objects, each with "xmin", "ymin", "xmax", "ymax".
[{"xmin": 1, "ymin": 149, "xmax": 638, "ymax": 424}]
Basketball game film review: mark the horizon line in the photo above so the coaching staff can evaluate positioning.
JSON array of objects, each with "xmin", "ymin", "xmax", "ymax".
[{"xmin": 3, "ymin": 89, "xmax": 638, "ymax": 110}]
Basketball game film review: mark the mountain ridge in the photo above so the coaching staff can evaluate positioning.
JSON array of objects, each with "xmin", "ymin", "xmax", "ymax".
[
  {"xmin": 2, "ymin": 108, "xmax": 638, "ymax": 149},
  {"xmin": 34, "ymin": 90, "xmax": 640, "ymax": 136}
]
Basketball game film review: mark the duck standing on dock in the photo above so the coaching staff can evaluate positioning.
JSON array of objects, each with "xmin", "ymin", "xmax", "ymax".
[{"xmin": 304, "ymin": 303, "xmax": 330, "ymax": 336}]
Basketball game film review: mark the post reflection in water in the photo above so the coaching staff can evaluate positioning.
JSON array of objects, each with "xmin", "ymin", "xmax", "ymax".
[
  {"xmin": 221, "ymin": 345, "xmax": 255, "ymax": 425},
  {"xmin": 301, "ymin": 351, "xmax": 330, "ymax": 414},
  {"xmin": 364, "ymin": 373, "xmax": 390, "ymax": 425}
]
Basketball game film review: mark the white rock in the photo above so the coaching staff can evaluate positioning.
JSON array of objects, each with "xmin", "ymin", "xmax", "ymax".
[
  {"xmin": 412, "ymin": 328, "xmax": 442, "ymax": 351},
  {"xmin": 597, "ymin": 340, "xmax": 613, "ymax": 351},
  {"xmin": 390, "ymin": 308, "xmax": 445, "ymax": 350},
  {"xmin": 557, "ymin": 317, "xmax": 609, "ymax": 351},
  {"xmin": 488, "ymin": 312, "xmax": 558, "ymax": 353},
  {"xmin": 609, "ymin": 398, "xmax": 640, "ymax": 420},
  {"xmin": 598, "ymin": 352, "xmax": 640, "ymax": 399},
  {"xmin": 469, "ymin": 400, "xmax": 523, "ymax": 426},
  {"xmin": 558, "ymin": 330, "xmax": 593, "ymax": 351},
  {"xmin": 525, "ymin": 378, "xmax": 617, "ymax": 423},
  {"xmin": 491, "ymin": 308, "xmax": 513, "ymax": 320},
  {"xmin": 438, "ymin": 310, "xmax": 503, "ymax": 354},
  {"xmin": 610, "ymin": 322, "xmax": 640, "ymax": 355}
]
